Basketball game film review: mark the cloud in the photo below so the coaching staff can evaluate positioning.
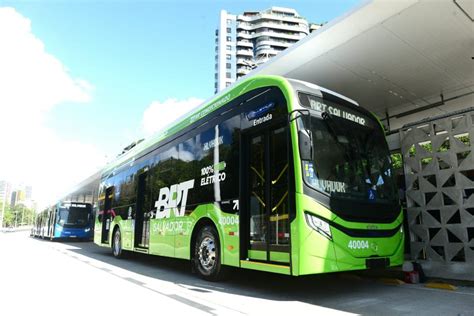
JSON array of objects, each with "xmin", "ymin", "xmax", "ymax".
[
  {"xmin": 0, "ymin": 7, "xmax": 104, "ymax": 208},
  {"xmin": 0, "ymin": 8, "xmax": 91, "ymax": 114},
  {"xmin": 142, "ymin": 97, "xmax": 204, "ymax": 136}
]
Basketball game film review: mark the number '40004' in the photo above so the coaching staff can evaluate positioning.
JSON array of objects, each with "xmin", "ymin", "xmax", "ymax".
[{"xmin": 348, "ymin": 240, "xmax": 369, "ymax": 250}]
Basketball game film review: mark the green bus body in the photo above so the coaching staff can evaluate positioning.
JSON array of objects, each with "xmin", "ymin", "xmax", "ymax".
[{"xmin": 94, "ymin": 75, "xmax": 404, "ymax": 278}]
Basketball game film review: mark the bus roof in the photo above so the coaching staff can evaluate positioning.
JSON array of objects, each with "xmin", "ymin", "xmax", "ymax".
[
  {"xmin": 102, "ymin": 75, "xmax": 292, "ymax": 176},
  {"xmin": 101, "ymin": 74, "xmax": 361, "ymax": 177}
]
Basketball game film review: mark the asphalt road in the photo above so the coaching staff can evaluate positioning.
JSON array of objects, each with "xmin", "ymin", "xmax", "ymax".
[{"xmin": 1, "ymin": 230, "xmax": 473, "ymax": 315}]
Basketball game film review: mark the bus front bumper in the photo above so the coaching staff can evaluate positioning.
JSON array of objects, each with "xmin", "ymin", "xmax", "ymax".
[{"xmin": 297, "ymin": 223, "xmax": 404, "ymax": 276}]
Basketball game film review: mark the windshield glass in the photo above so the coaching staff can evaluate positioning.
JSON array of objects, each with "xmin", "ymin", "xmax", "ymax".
[
  {"xmin": 57, "ymin": 205, "xmax": 91, "ymax": 227},
  {"xmin": 299, "ymin": 93, "xmax": 397, "ymax": 203}
]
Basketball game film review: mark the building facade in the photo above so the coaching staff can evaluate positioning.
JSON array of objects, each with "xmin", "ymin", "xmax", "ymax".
[
  {"xmin": 214, "ymin": 7, "xmax": 321, "ymax": 93},
  {"xmin": 400, "ymin": 110, "xmax": 474, "ymax": 280},
  {"xmin": 8, "ymin": 184, "xmax": 34, "ymax": 209},
  {"xmin": 0, "ymin": 180, "xmax": 12, "ymax": 206}
]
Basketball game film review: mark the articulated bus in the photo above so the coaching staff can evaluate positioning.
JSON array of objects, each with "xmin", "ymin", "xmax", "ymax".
[
  {"xmin": 94, "ymin": 75, "xmax": 403, "ymax": 280},
  {"xmin": 32, "ymin": 202, "xmax": 93, "ymax": 241}
]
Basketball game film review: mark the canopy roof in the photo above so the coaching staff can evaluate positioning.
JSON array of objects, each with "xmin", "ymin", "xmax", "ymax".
[{"xmin": 248, "ymin": 0, "xmax": 473, "ymax": 119}]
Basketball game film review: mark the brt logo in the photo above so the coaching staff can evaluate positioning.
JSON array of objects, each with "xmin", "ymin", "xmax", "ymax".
[{"xmin": 154, "ymin": 180, "xmax": 195, "ymax": 219}]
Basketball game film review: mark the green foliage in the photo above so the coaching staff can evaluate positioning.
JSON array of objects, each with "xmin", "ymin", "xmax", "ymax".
[
  {"xmin": 391, "ymin": 135, "xmax": 470, "ymax": 172},
  {"xmin": 391, "ymin": 153, "xmax": 403, "ymax": 170},
  {"xmin": 1, "ymin": 204, "xmax": 36, "ymax": 227}
]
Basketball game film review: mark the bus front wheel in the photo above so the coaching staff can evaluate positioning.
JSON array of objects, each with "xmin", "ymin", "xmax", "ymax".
[{"xmin": 193, "ymin": 225, "xmax": 227, "ymax": 281}]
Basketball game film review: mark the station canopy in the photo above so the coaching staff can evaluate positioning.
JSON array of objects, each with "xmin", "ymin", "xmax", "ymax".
[
  {"xmin": 67, "ymin": 0, "xmax": 473, "ymax": 198},
  {"xmin": 249, "ymin": 0, "xmax": 473, "ymax": 121}
]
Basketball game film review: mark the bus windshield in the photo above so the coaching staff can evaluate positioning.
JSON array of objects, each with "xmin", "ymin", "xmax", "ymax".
[
  {"xmin": 299, "ymin": 93, "xmax": 397, "ymax": 204},
  {"xmin": 58, "ymin": 206, "xmax": 90, "ymax": 228}
]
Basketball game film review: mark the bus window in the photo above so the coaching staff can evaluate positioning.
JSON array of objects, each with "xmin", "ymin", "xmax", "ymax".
[{"xmin": 217, "ymin": 115, "xmax": 240, "ymax": 203}]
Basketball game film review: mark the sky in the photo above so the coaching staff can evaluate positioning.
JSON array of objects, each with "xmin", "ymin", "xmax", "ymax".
[{"xmin": 0, "ymin": 0, "xmax": 360, "ymax": 207}]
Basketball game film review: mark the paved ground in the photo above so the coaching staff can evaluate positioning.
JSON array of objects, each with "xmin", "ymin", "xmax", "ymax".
[{"xmin": 1, "ymin": 230, "xmax": 473, "ymax": 315}]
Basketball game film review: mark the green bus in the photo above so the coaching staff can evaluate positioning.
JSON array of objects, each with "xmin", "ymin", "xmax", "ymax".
[{"xmin": 94, "ymin": 75, "xmax": 404, "ymax": 280}]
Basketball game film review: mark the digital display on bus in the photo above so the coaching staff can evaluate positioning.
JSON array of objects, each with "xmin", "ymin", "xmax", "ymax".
[{"xmin": 298, "ymin": 92, "xmax": 376, "ymax": 128}]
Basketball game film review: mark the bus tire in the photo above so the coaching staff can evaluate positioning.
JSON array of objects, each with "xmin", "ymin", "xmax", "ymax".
[
  {"xmin": 193, "ymin": 225, "xmax": 227, "ymax": 281},
  {"xmin": 112, "ymin": 227, "xmax": 126, "ymax": 259}
]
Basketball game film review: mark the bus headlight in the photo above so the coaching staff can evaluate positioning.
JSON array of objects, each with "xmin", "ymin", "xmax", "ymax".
[
  {"xmin": 305, "ymin": 213, "xmax": 332, "ymax": 240},
  {"xmin": 84, "ymin": 228, "xmax": 91, "ymax": 232}
]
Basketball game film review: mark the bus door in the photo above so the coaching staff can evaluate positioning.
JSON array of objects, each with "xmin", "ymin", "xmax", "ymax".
[
  {"xmin": 135, "ymin": 171, "xmax": 149, "ymax": 248},
  {"xmin": 101, "ymin": 186, "xmax": 114, "ymax": 244},
  {"xmin": 49, "ymin": 209, "xmax": 56, "ymax": 238},
  {"xmin": 242, "ymin": 125, "xmax": 291, "ymax": 264}
]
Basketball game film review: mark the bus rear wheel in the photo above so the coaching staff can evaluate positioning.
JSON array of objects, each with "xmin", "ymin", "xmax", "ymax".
[
  {"xmin": 193, "ymin": 225, "xmax": 227, "ymax": 281},
  {"xmin": 112, "ymin": 228, "xmax": 126, "ymax": 259}
]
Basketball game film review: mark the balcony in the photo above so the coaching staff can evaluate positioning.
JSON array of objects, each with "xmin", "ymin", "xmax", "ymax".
[
  {"xmin": 237, "ymin": 67, "xmax": 251, "ymax": 75},
  {"xmin": 237, "ymin": 21, "xmax": 308, "ymax": 34},
  {"xmin": 253, "ymin": 30, "xmax": 305, "ymax": 41},
  {"xmin": 237, "ymin": 13, "xmax": 308, "ymax": 25},
  {"xmin": 255, "ymin": 48, "xmax": 281, "ymax": 57},
  {"xmin": 256, "ymin": 39, "xmax": 292, "ymax": 48},
  {"xmin": 236, "ymin": 49, "xmax": 253, "ymax": 57},
  {"xmin": 236, "ymin": 31, "xmax": 253, "ymax": 39},
  {"xmin": 253, "ymin": 21, "xmax": 308, "ymax": 33},
  {"xmin": 236, "ymin": 58, "xmax": 253, "ymax": 65},
  {"xmin": 236, "ymin": 22, "xmax": 253, "ymax": 30},
  {"xmin": 237, "ymin": 40, "xmax": 253, "ymax": 48}
]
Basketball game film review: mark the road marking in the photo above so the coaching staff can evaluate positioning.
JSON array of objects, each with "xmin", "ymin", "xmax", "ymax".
[{"xmin": 45, "ymin": 240, "xmax": 243, "ymax": 315}]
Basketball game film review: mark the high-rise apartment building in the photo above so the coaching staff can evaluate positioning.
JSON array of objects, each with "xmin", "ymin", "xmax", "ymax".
[
  {"xmin": 214, "ymin": 7, "xmax": 321, "ymax": 93},
  {"xmin": 25, "ymin": 185, "xmax": 32, "ymax": 201},
  {"xmin": 10, "ymin": 191, "xmax": 17, "ymax": 208},
  {"xmin": 0, "ymin": 180, "xmax": 12, "ymax": 206},
  {"xmin": 8, "ymin": 184, "xmax": 34, "ymax": 208}
]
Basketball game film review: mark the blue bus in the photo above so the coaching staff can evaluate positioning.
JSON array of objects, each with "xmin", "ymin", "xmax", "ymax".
[{"xmin": 31, "ymin": 202, "xmax": 93, "ymax": 241}]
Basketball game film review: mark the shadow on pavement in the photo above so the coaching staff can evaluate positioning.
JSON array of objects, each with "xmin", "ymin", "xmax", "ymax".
[{"xmin": 45, "ymin": 238, "xmax": 396, "ymax": 314}]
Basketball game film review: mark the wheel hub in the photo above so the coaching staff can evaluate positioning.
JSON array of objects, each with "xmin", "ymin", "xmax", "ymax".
[{"xmin": 198, "ymin": 236, "xmax": 216, "ymax": 271}]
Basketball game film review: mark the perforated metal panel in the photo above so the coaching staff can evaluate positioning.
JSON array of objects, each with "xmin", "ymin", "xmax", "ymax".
[{"xmin": 400, "ymin": 112, "xmax": 474, "ymax": 268}]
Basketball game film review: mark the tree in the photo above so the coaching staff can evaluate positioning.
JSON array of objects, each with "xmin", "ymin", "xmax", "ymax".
[
  {"xmin": 2, "ymin": 204, "xmax": 13, "ymax": 227},
  {"xmin": 1, "ymin": 204, "xmax": 36, "ymax": 227}
]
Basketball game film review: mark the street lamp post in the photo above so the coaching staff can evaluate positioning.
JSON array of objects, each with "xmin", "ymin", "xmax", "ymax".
[{"xmin": 0, "ymin": 199, "xmax": 5, "ymax": 228}]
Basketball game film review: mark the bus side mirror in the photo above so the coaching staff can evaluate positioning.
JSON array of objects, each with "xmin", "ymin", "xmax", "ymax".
[{"xmin": 299, "ymin": 129, "xmax": 313, "ymax": 161}]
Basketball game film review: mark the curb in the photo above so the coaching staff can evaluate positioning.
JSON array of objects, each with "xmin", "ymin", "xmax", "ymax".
[
  {"xmin": 425, "ymin": 282, "xmax": 457, "ymax": 291},
  {"xmin": 378, "ymin": 277, "xmax": 405, "ymax": 285}
]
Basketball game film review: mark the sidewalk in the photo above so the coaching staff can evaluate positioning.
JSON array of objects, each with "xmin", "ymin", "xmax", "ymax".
[
  {"xmin": 0, "ymin": 225, "xmax": 33, "ymax": 233},
  {"xmin": 353, "ymin": 266, "xmax": 474, "ymax": 288}
]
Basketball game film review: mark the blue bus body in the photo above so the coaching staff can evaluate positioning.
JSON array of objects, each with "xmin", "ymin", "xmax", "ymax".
[
  {"xmin": 31, "ymin": 202, "xmax": 93, "ymax": 241},
  {"xmin": 53, "ymin": 222, "xmax": 92, "ymax": 239}
]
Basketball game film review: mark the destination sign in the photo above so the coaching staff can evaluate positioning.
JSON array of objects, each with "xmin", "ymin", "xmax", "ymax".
[
  {"xmin": 62, "ymin": 203, "xmax": 87, "ymax": 208},
  {"xmin": 298, "ymin": 93, "xmax": 375, "ymax": 128}
]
